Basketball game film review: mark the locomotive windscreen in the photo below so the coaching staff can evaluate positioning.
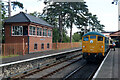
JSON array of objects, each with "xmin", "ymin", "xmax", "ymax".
[
  {"xmin": 90, "ymin": 36, "xmax": 96, "ymax": 39},
  {"xmin": 98, "ymin": 36, "xmax": 103, "ymax": 41},
  {"xmin": 83, "ymin": 37, "xmax": 89, "ymax": 41}
]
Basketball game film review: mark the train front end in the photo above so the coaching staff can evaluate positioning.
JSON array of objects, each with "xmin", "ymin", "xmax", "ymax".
[{"xmin": 82, "ymin": 32, "xmax": 108, "ymax": 62}]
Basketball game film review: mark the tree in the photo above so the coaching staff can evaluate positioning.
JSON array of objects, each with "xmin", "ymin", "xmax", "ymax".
[
  {"xmin": 0, "ymin": 1, "xmax": 2, "ymax": 43},
  {"xmin": 41, "ymin": 1, "xmax": 105, "ymax": 43},
  {"xmin": 1, "ymin": 0, "xmax": 24, "ymax": 43},
  {"xmin": 42, "ymin": 2, "xmax": 68, "ymax": 42},
  {"xmin": 1, "ymin": 0, "xmax": 23, "ymax": 19},
  {"xmin": 29, "ymin": 11, "xmax": 69, "ymax": 43},
  {"xmin": 42, "ymin": 2, "xmax": 89, "ymax": 43},
  {"xmin": 72, "ymin": 32, "xmax": 81, "ymax": 42},
  {"xmin": 52, "ymin": 28, "xmax": 60, "ymax": 43},
  {"xmin": 29, "ymin": 11, "xmax": 41, "ymax": 17}
]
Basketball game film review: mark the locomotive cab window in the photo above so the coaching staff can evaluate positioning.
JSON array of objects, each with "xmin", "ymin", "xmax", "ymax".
[
  {"xmin": 98, "ymin": 36, "xmax": 103, "ymax": 41},
  {"xmin": 83, "ymin": 37, "xmax": 89, "ymax": 41},
  {"xmin": 90, "ymin": 36, "xmax": 96, "ymax": 39}
]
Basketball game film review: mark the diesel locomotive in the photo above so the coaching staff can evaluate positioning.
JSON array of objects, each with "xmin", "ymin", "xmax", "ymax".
[{"xmin": 82, "ymin": 32, "xmax": 110, "ymax": 61}]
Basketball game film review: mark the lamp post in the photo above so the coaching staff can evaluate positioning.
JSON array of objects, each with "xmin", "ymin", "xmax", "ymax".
[
  {"xmin": 8, "ymin": 0, "xmax": 11, "ymax": 17},
  {"xmin": 112, "ymin": 0, "xmax": 119, "ymax": 5}
]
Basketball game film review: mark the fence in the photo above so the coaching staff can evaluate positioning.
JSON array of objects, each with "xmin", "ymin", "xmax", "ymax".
[
  {"xmin": 52, "ymin": 42, "xmax": 82, "ymax": 50},
  {"xmin": 1, "ymin": 42, "xmax": 82, "ymax": 56},
  {"xmin": 2, "ymin": 43, "xmax": 28, "ymax": 56}
]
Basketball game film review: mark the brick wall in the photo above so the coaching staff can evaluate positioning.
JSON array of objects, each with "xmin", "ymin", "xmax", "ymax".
[
  {"xmin": 28, "ymin": 24, "xmax": 53, "ymax": 53},
  {"xmin": 29, "ymin": 36, "xmax": 52, "ymax": 53},
  {"xmin": 4, "ymin": 23, "xmax": 53, "ymax": 53},
  {"xmin": 5, "ymin": 24, "xmax": 28, "ymax": 44}
]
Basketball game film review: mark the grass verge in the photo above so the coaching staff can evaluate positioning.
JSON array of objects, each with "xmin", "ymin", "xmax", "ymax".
[{"xmin": 0, "ymin": 54, "xmax": 19, "ymax": 59}]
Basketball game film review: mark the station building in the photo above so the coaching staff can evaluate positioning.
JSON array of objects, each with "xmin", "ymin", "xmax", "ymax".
[
  {"xmin": 101, "ymin": 31, "xmax": 113, "ymax": 39},
  {"xmin": 4, "ymin": 12, "xmax": 53, "ymax": 53},
  {"xmin": 110, "ymin": 30, "xmax": 120, "ymax": 47}
]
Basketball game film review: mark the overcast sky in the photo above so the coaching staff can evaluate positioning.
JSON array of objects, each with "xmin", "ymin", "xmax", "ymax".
[{"xmin": 3, "ymin": 0, "xmax": 118, "ymax": 35}]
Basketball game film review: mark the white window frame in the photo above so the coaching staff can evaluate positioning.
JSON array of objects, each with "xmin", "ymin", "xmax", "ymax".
[
  {"xmin": 48, "ymin": 30, "xmax": 52, "ymax": 37},
  {"xmin": 29, "ymin": 26, "xmax": 32, "ymax": 35},
  {"xmin": 12, "ymin": 26, "xmax": 23, "ymax": 36},
  {"xmin": 33, "ymin": 27, "xmax": 36, "ymax": 35},
  {"xmin": 29, "ymin": 26, "xmax": 36, "ymax": 35},
  {"xmin": 43, "ymin": 28, "xmax": 47, "ymax": 37},
  {"xmin": 37, "ymin": 27, "xmax": 42, "ymax": 36}
]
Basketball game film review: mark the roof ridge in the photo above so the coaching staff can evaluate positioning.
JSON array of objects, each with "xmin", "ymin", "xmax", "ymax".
[
  {"xmin": 4, "ymin": 12, "xmax": 21, "ymax": 22},
  {"xmin": 21, "ymin": 12, "xmax": 31, "ymax": 22},
  {"xmin": 4, "ymin": 12, "xmax": 53, "ymax": 27}
]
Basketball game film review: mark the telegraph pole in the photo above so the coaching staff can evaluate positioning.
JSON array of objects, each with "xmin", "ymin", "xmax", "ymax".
[
  {"xmin": 8, "ymin": 0, "xmax": 11, "ymax": 17},
  {"xmin": 112, "ymin": 0, "xmax": 120, "ymax": 30}
]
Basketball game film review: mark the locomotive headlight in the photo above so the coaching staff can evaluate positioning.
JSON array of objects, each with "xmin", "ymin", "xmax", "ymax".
[
  {"xmin": 83, "ymin": 46, "xmax": 85, "ymax": 48},
  {"xmin": 101, "ymin": 46, "xmax": 103, "ymax": 48}
]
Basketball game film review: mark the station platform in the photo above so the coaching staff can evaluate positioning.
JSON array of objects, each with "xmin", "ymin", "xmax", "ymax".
[
  {"xmin": 93, "ymin": 48, "xmax": 119, "ymax": 79},
  {"xmin": 2, "ymin": 47, "xmax": 82, "ymax": 64}
]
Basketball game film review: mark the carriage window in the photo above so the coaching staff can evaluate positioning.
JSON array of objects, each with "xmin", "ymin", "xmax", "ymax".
[
  {"xmin": 83, "ymin": 37, "xmax": 89, "ymax": 41},
  {"xmin": 98, "ymin": 36, "xmax": 103, "ymax": 41},
  {"xmin": 90, "ymin": 36, "xmax": 96, "ymax": 39}
]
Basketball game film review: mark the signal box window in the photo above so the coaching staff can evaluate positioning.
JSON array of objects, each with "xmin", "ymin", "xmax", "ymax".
[
  {"xmin": 90, "ymin": 36, "xmax": 96, "ymax": 39},
  {"xmin": 98, "ymin": 36, "xmax": 103, "ymax": 41},
  {"xmin": 41, "ymin": 43, "xmax": 44, "ymax": 49},
  {"xmin": 34, "ymin": 43, "xmax": 37, "ymax": 50},
  {"xmin": 37, "ymin": 28, "xmax": 42, "ymax": 36},
  {"xmin": 83, "ymin": 37, "xmax": 89, "ymax": 41},
  {"xmin": 43, "ymin": 29, "xmax": 47, "ymax": 36},
  {"xmin": 29, "ymin": 26, "xmax": 36, "ymax": 35},
  {"xmin": 47, "ymin": 43, "xmax": 49, "ymax": 48},
  {"xmin": 48, "ymin": 30, "xmax": 52, "ymax": 37},
  {"xmin": 12, "ymin": 26, "xmax": 23, "ymax": 35}
]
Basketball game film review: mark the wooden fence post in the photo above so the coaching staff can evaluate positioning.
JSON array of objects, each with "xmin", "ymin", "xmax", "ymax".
[
  {"xmin": 56, "ymin": 40, "xmax": 58, "ymax": 50},
  {"xmin": 23, "ymin": 38, "xmax": 25, "ymax": 55},
  {"xmin": 4, "ymin": 44, "xmax": 5, "ymax": 56},
  {"xmin": 14, "ymin": 43, "xmax": 16, "ymax": 55}
]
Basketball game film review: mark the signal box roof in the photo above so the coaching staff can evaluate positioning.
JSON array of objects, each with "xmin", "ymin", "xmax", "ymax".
[
  {"xmin": 83, "ymin": 32, "xmax": 106, "ymax": 37},
  {"xmin": 4, "ymin": 12, "xmax": 53, "ymax": 27}
]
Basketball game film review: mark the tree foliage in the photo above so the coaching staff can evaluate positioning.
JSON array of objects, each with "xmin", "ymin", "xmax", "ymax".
[
  {"xmin": 42, "ymin": 2, "xmax": 89, "ymax": 42},
  {"xmin": 1, "ymin": 1, "xmax": 24, "ymax": 43},
  {"xmin": 72, "ymin": 33, "xmax": 81, "ymax": 42},
  {"xmin": 41, "ymin": 1, "xmax": 105, "ymax": 43},
  {"xmin": 1, "ymin": 1, "xmax": 24, "ymax": 19}
]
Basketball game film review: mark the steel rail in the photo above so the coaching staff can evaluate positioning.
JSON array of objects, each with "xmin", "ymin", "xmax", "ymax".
[
  {"xmin": 0, "ymin": 48, "xmax": 82, "ymax": 67},
  {"xmin": 63, "ymin": 63, "xmax": 87, "ymax": 80},
  {"xmin": 37, "ymin": 56, "xmax": 83, "ymax": 80},
  {"xmin": 11, "ymin": 52, "xmax": 82, "ymax": 79}
]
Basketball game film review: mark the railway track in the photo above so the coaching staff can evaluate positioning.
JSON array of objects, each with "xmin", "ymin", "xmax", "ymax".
[
  {"xmin": 10, "ymin": 48, "xmax": 108, "ymax": 80},
  {"xmin": 63, "ymin": 63, "xmax": 100, "ymax": 80},
  {"xmin": 62, "ymin": 49, "xmax": 111, "ymax": 80},
  {"xmin": 36, "ymin": 56, "xmax": 84, "ymax": 79},
  {"xmin": 11, "ymin": 51, "xmax": 82, "ymax": 79}
]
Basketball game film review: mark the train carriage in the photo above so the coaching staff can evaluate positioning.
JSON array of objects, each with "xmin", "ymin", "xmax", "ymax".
[{"xmin": 82, "ymin": 32, "xmax": 109, "ymax": 61}]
